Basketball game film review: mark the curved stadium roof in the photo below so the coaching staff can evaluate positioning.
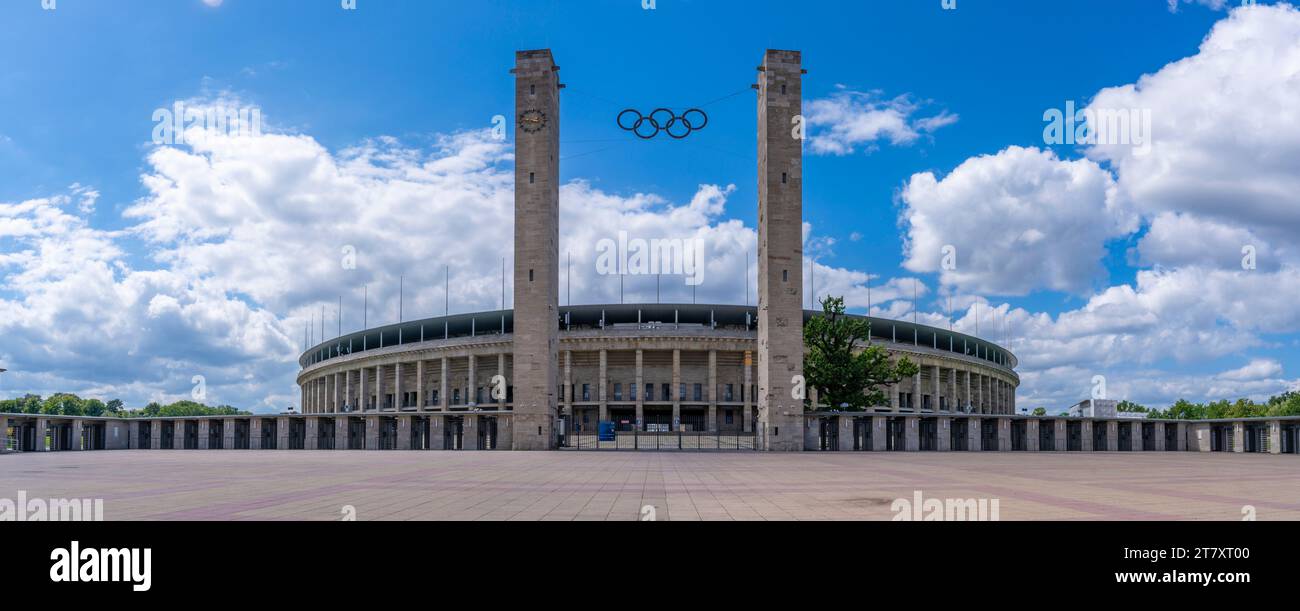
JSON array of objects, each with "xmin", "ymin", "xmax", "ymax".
[{"xmin": 299, "ymin": 303, "xmax": 1018, "ymax": 372}]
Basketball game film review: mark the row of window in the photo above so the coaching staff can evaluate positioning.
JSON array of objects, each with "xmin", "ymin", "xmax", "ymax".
[{"xmin": 560, "ymin": 383, "xmax": 757, "ymax": 403}]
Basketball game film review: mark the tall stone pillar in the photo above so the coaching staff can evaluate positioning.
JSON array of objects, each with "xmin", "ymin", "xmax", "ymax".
[
  {"xmin": 151, "ymin": 419, "xmax": 162, "ymax": 450},
  {"xmin": 440, "ymin": 358, "xmax": 449, "ymax": 409},
  {"xmin": 1080, "ymin": 420, "xmax": 1094, "ymax": 451},
  {"xmin": 937, "ymin": 417, "xmax": 952, "ymax": 451},
  {"xmin": 1053, "ymin": 420, "xmax": 1067, "ymax": 451},
  {"xmin": 197, "ymin": 420, "xmax": 210, "ymax": 450},
  {"xmin": 634, "ymin": 349, "xmax": 644, "ymax": 431},
  {"xmin": 742, "ymin": 350, "xmax": 753, "ymax": 432},
  {"xmin": 394, "ymin": 362, "xmax": 404, "ymax": 409},
  {"xmin": 968, "ymin": 417, "xmax": 983, "ymax": 451},
  {"xmin": 1269, "ymin": 420, "xmax": 1282, "ymax": 454},
  {"xmin": 755, "ymin": 49, "xmax": 805, "ymax": 451},
  {"xmin": 1105, "ymin": 420, "xmax": 1118, "ymax": 451},
  {"xmin": 375, "ymin": 364, "xmax": 386, "ymax": 410},
  {"xmin": 671, "ymin": 349, "xmax": 681, "ymax": 431},
  {"xmin": 1153, "ymin": 421, "xmax": 1165, "ymax": 451},
  {"xmin": 511, "ymin": 49, "xmax": 561, "ymax": 450},
  {"xmin": 416, "ymin": 360, "xmax": 425, "ymax": 410},
  {"xmin": 708, "ymin": 350, "xmax": 718, "ymax": 432},
  {"xmin": 997, "ymin": 418, "xmax": 1010, "ymax": 451},
  {"xmin": 1026, "ymin": 419, "xmax": 1039, "ymax": 452},
  {"xmin": 599, "ymin": 349, "xmax": 609, "ymax": 424},
  {"xmin": 1232, "ymin": 422, "xmax": 1245, "ymax": 453},
  {"xmin": 224, "ymin": 418, "xmax": 237, "ymax": 449},
  {"xmin": 359, "ymin": 367, "xmax": 368, "ymax": 411},
  {"xmin": 467, "ymin": 355, "xmax": 476, "ymax": 406}
]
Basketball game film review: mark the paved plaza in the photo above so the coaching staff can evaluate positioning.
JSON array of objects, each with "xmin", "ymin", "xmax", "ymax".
[{"xmin": 2, "ymin": 451, "xmax": 1297, "ymax": 520}]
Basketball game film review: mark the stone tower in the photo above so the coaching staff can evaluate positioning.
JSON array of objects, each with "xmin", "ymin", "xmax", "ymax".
[
  {"xmin": 756, "ymin": 49, "xmax": 805, "ymax": 452},
  {"xmin": 511, "ymin": 49, "xmax": 561, "ymax": 450}
]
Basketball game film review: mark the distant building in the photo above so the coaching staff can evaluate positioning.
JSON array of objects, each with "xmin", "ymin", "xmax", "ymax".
[{"xmin": 1068, "ymin": 399, "xmax": 1144, "ymax": 419}]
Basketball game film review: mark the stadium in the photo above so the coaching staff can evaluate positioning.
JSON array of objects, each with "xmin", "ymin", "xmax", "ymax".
[{"xmin": 3, "ymin": 48, "xmax": 1298, "ymax": 456}]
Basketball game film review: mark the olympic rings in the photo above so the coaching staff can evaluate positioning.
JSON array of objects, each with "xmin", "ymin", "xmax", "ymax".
[{"xmin": 617, "ymin": 108, "xmax": 708, "ymax": 140}]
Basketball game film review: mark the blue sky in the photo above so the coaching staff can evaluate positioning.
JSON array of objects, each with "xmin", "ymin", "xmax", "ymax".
[{"xmin": 2, "ymin": 0, "xmax": 1297, "ymax": 413}]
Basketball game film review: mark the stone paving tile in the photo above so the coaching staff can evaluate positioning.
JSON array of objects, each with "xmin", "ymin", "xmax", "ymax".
[{"xmin": 2, "ymin": 450, "xmax": 1299, "ymax": 520}]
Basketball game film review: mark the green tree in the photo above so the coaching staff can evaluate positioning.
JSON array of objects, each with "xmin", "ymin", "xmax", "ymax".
[
  {"xmin": 1031, "ymin": 407, "xmax": 1047, "ymax": 416},
  {"xmin": 1116, "ymin": 400, "xmax": 1148, "ymax": 413},
  {"xmin": 803, "ymin": 296, "xmax": 919, "ymax": 411},
  {"xmin": 105, "ymin": 399, "xmax": 124, "ymax": 415}
]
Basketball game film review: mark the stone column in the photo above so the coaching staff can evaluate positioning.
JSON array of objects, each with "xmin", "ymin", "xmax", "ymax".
[
  {"xmin": 510, "ymin": 49, "xmax": 561, "ymax": 451},
  {"xmin": 440, "ymin": 357, "xmax": 449, "ymax": 409},
  {"xmin": 1105, "ymin": 420, "xmax": 1118, "ymax": 451},
  {"xmin": 1131, "ymin": 421, "xmax": 1145, "ymax": 451},
  {"xmin": 742, "ymin": 350, "xmax": 753, "ymax": 433},
  {"xmin": 151, "ymin": 419, "xmax": 162, "ymax": 450},
  {"xmin": 464, "ymin": 416, "xmax": 479, "ymax": 451},
  {"xmin": 1269, "ymin": 420, "xmax": 1282, "ymax": 454},
  {"xmin": 304, "ymin": 417, "xmax": 319, "ymax": 450},
  {"xmin": 565, "ymin": 350, "xmax": 574, "ymax": 425},
  {"xmin": 937, "ymin": 416, "xmax": 952, "ymax": 451},
  {"xmin": 671, "ymin": 349, "xmax": 681, "ymax": 431},
  {"xmin": 997, "ymin": 418, "xmax": 1010, "ymax": 451},
  {"xmin": 1232, "ymin": 422, "xmax": 1245, "ymax": 453},
  {"xmin": 276, "ymin": 417, "xmax": 290, "ymax": 449},
  {"xmin": 68, "ymin": 420, "xmax": 83, "ymax": 450},
  {"xmin": 359, "ymin": 367, "xmax": 368, "ymax": 411},
  {"xmin": 1026, "ymin": 419, "xmax": 1039, "ymax": 452},
  {"xmin": 633, "ymin": 350, "xmax": 643, "ymax": 430},
  {"xmin": 416, "ymin": 360, "xmax": 425, "ymax": 410},
  {"xmin": 599, "ymin": 349, "xmax": 608, "ymax": 423},
  {"xmin": 376, "ymin": 364, "xmax": 386, "ymax": 410},
  {"xmin": 467, "ymin": 355, "xmax": 476, "ymax": 407},
  {"xmin": 197, "ymin": 420, "xmax": 210, "ymax": 450},
  {"xmin": 397, "ymin": 415, "xmax": 412, "ymax": 450},
  {"xmin": 1080, "ymin": 420, "xmax": 1093, "ymax": 451},
  {"xmin": 968, "ymin": 417, "xmax": 982, "ymax": 450},
  {"xmin": 33, "ymin": 418, "xmax": 48, "ymax": 451},
  {"xmin": 932, "ymin": 365, "xmax": 941, "ymax": 412},
  {"xmin": 904, "ymin": 416, "xmax": 919, "ymax": 451},
  {"xmin": 708, "ymin": 350, "xmax": 718, "ymax": 432},
  {"xmin": 1153, "ymin": 421, "xmax": 1165, "ymax": 451},
  {"xmin": 498, "ymin": 353, "xmax": 507, "ymax": 408},
  {"xmin": 839, "ymin": 415, "xmax": 855, "ymax": 451},
  {"xmin": 249, "ymin": 418, "xmax": 263, "ymax": 450},
  {"xmin": 224, "ymin": 418, "xmax": 237, "ymax": 449},
  {"xmin": 335, "ymin": 417, "xmax": 349, "ymax": 450},
  {"xmin": 962, "ymin": 370, "xmax": 970, "ymax": 412},
  {"xmin": 394, "ymin": 361, "xmax": 404, "ymax": 409},
  {"xmin": 365, "ymin": 415, "xmax": 379, "ymax": 450},
  {"xmin": 755, "ymin": 49, "xmax": 805, "ymax": 451},
  {"xmin": 1054, "ymin": 420, "xmax": 1067, "ymax": 451},
  {"xmin": 871, "ymin": 416, "xmax": 886, "ymax": 452}
]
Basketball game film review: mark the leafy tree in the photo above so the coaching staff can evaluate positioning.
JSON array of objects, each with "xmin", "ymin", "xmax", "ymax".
[
  {"xmin": 1031, "ymin": 407, "xmax": 1047, "ymax": 416},
  {"xmin": 1117, "ymin": 400, "xmax": 1148, "ymax": 413},
  {"xmin": 803, "ymin": 295, "xmax": 920, "ymax": 411},
  {"xmin": 105, "ymin": 399, "xmax": 124, "ymax": 415}
]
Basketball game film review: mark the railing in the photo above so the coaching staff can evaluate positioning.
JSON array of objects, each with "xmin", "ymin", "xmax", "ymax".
[{"xmin": 567, "ymin": 429, "xmax": 756, "ymax": 451}]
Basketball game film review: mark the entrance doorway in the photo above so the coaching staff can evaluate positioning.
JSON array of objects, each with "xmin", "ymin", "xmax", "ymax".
[
  {"xmin": 478, "ymin": 417, "xmax": 499, "ymax": 450},
  {"xmin": 444, "ymin": 416, "xmax": 465, "ymax": 450}
]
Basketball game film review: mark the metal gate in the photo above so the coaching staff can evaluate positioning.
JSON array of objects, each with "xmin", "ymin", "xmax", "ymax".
[{"xmin": 569, "ymin": 422, "xmax": 756, "ymax": 451}]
